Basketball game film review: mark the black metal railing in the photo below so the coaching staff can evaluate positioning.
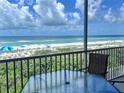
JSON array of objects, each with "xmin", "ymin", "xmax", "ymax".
[{"xmin": 0, "ymin": 46, "xmax": 124, "ymax": 93}]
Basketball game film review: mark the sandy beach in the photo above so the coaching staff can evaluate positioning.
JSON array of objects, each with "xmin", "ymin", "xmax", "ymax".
[{"xmin": 0, "ymin": 40, "xmax": 124, "ymax": 60}]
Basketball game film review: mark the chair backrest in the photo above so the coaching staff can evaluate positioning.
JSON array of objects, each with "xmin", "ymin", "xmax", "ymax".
[{"xmin": 88, "ymin": 53, "xmax": 109, "ymax": 77}]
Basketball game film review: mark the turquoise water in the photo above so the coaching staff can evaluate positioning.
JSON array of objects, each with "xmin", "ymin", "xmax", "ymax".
[{"xmin": 0, "ymin": 35, "xmax": 124, "ymax": 47}]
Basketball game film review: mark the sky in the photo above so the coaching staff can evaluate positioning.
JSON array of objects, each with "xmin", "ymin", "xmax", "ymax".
[{"xmin": 0, "ymin": 0, "xmax": 124, "ymax": 36}]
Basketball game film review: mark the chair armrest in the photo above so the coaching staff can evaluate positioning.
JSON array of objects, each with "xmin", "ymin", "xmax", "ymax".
[{"xmin": 109, "ymin": 80, "xmax": 124, "ymax": 85}]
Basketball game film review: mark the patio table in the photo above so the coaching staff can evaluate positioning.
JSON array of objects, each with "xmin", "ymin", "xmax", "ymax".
[{"xmin": 21, "ymin": 70, "xmax": 120, "ymax": 93}]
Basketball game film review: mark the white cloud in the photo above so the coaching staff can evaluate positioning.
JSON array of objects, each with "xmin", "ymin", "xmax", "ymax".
[
  {"xmin": 18, "ymin": 0, "xmax": 35, "ymax": 8},
  {"xmin": 66, "ymin": 12, "xmax": 81, "ymax": 25},
  {"xmin": 104, "ymin": 3, "xmax": 124, "ymax": 23},
  {"xmin": 0, "ymin": 0, "xmax": 81, "ymax": 29},
  {"xmin": 35, "ymin": 0, "xmax": 67, "ymax": 26},
  {"xmin": 76, "ymin": 0, "xmax": 83, "ymax": 12},
  {"xmin": 0, "ymin": 0, "xmax": 35, "ymax": 29},
  {"xmin": 104, "ymin": 8, "xmax": 116, "ymax": 22},
  {"xmin": 118, "ymin": 3, "xmax": 124, "ymax": 22},
  {"xmin": 88, "ymin": 0, "xmax": 102, "ymax": 19},
  {"xmin": 76, "ymin": 0, "xmax": 102, "ymax": 19},
  {"xmin": 73, "ymin": 12, "xmax": 81, "ymax": 20}
]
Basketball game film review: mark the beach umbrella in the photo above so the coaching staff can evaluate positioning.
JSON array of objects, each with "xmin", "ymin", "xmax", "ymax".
[
  {"xmin": 8, "ymin": 46, "xmax": 14, "ymax": 51},
  {"xmin": 0, "ymin": 46, "xmax": 8, "ymax": 51},
  {"xmin": 0, "ymin": 46, "xmax": 14, "ymax": 51}
]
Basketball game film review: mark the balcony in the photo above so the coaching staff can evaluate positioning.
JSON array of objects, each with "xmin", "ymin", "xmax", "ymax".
[{"xmin": 0, "ymin": 46, "xmax": 124, "ymax": 93}]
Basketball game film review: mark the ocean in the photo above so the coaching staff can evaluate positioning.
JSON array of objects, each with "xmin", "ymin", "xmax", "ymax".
[{"xmin": 0, "ymin": 35, "xmax": 124, "ymax": 47}]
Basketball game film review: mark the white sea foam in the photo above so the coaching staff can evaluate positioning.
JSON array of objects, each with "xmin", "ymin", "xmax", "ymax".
[
  {"xmin": 18, "ymin": 40, "xmax": 32, "ymax": 43},
  {"xmin": 13, "ymin": 40, "xmax": 121, "ymax": 50},
  {"xmin": 42, "ymin": 40, "xmax": 55, "ymax": 42},
  {"xmin": 1, "ymin": 40, "xmax": 124, "ymax": 51},
  {"xmin": 88, "ymin": 40, "xmax": 123, "ymax": 44},
  {"xmin": 0, "ymin": 42, "xmax": 13, "ymax": 44}
]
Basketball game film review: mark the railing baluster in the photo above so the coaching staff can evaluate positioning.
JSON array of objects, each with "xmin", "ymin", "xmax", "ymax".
[
  {"xmin": 13, "ymin": 61, "xmax": 16, "ymax": 93},
  {"xmin": 120, "ymin": 47, "xmax": 123, "ymax": 75},
  {"xmin": 64, "ymin": 55, "xmax": 66, "ymax": 70},
  {"xmin": 80, "ymin": 53, "xmax": 82, "ymax": 71},
  {"xmin": 109, "ymin": 49, "xmax": 112, "ymax": 79},
  {"xmin": 27, "ymin": 59, "xmax": 29, "ymax": 79},
  {"xmin": 68, "ymin": 54, "xmax": 70, "ymax": 70},
  {"xmin": 118, "ymin": 48, "xmax": 120, "ymax": 70},
  {"xmin": 76, "ymin": 53, "xmax": 78, "ymax": 70},
  {"xmin": 106, "ymin": 49, "xmax": 110, "ymax": 79},
  {"xmin": 40, "ymin": 58, "xmax": 42, "ymax": 75},
  {"xmin": 116, "ymin": 48, "xmax": 118, "ymax": 77},
  {"xmin": 116, "ymin": 48, "xmax": 120, "ymax": 77},
  {"xmin": 110, "ymin": 49, "xmax": 114, "ymax": 78},
  {"xmin": 60, "ymin": 55, "xmax": 62, "ymax": 71},
  {"xmin": 72, "ymin": 53, "xmax": 74, "ymax": 70},
  {"xmin": 50, "ymin": 56, "xmax": 52, "ymax": 73},
  {"xmin": 120, "ymin": 48, "xmax": 122, "ymax": 76},
  {"xmin": 119, "ymin": 48, "xmax": 122, "ymax": 76},
  {"xmin": 20, "ymin": 60, "xmax": 23, "ymax": 89},
  {"xmin": 6, "ymin": 62, "xmax": 9, "ymax": 93},
  {"xmin": 118, "ymin": 48, "xmax": 120, "ymax": 76},
  {"xmin": 34, "ymin": 59, "xmax": 36, "ymax": 76},
  {"xmin": 55, "ymin": 56, "xmax": 57, "ymax": 71},
  {"xmin": 114, "ymin": 48, "xmax": 116, "ymax": 78},
  {"xmin": 45, "ymin": 57, "xmax": 47, "ymax": 74},
  {"xmin": 0, "ymin": 86, "xmax": 1, "ymax": 93},
  {"xmin": 118, "ymin": 48, "xmax": 120, "ymax": 65},
  {"xmin": 118, "ymin": 48, "xmax": 120, "ymax": 74},
  {"xmin": 122, "ymin": 47, "xmax": 124, "ymax": 74}
]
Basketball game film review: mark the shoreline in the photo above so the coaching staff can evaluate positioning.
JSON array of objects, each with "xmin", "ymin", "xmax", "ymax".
[
  {"xmin": 0, "ymin": 40, "xmax": 124, "ymax": 60},
  {"xmin": 2, "ymin": 39, "xmax": 123, "ymax": 49}
]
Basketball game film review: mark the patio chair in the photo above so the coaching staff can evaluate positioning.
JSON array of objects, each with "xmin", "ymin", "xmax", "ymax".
[
  {"xmin": 88, "ymin": 53, "xmax": 124, "ymax": 92},
  {"xmin": 109, "ymin": 76, "xmax": 124, "ymax": 86},
  {"xmin": 88, "ymin": 53, "xmax": 109, "ymax": 77},
  {"xmin": 111, "ymin": 80, "xmax": 124, "ymax": 84}
]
